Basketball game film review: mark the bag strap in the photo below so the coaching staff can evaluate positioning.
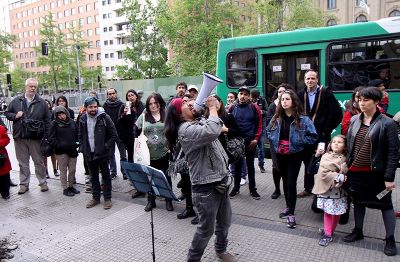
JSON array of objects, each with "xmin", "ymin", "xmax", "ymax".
[{"xmin": 304, "ymin": 87, "xmax": 323, "ymax": 123}]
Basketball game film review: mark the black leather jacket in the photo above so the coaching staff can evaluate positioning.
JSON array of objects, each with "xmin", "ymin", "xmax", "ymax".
[{"xmin": 347, "ymin": 111, "xmax": 399, "ymax": 182}]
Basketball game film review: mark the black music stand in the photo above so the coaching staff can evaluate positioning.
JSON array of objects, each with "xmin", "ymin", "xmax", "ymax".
[{"xmin": 121, "ymin": 161, "xmax": 178, "ymax": 262}]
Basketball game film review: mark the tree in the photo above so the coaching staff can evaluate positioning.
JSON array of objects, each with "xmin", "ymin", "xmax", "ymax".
[
  {"xmin": 158, "ymin": 0, "xmax": 240, "ymax": 76},
  {"xmin": 10, "ymin": 67, "xmax": 34, "ymax": 94},
  {"xmin": 248, "ymin": 0, "xmax": 333, "ymax": 34},
  {"xmin": 0, "ymin": 32, "xmax": 15, "ymax": 74},
  {"xmin": 116, "ymin": 0, "xmax": 171, "ymax": 80}
]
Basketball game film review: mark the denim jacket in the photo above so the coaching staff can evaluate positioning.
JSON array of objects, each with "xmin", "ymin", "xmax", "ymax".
[
  {"xmin": 178, "ymin": 116, "xmax": 230, "ymax": 185},
  {"xmin": 266, "ymin": 115, "xmax": 318, "ymax": 154}
]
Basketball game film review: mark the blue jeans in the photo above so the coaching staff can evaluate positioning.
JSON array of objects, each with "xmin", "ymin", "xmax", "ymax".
[
  {"xmin": 229, "ymin": 157, "xmax": 247, "ymax": 179},
  {"xmin": 187, "ymin": 188, "xmax": 232, "ymax": 262},
  {"xmin": 108, "ymin": 139, "xmax": 127, "ymax": 175},
  {"xmin": 257, "ymin": 130, "xmax": 266, "ymax": 168}
]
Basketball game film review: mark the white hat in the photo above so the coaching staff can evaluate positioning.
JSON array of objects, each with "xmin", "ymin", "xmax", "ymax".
[{"xmin": 188, "ymin": 85, "xmax": 198, "ymax": 92}]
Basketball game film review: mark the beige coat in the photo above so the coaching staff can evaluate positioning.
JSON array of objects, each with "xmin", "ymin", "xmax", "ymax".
[{"xmin": 312, "ymin": 152, "xmax": 348, "ymax": 195}]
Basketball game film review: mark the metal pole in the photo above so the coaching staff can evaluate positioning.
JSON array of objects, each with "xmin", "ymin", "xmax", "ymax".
[
  {"xmin": 74, "ymin": 44, "xmax": 82, "ymax": 105},
  {"xmin": 68, "ymin": 59, "xmax": 71, "ymax": 90}
]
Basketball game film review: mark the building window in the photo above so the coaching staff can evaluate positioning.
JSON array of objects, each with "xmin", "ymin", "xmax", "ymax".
[
  {"xmin": 389, "ymin": 10, "xmax": 400, "ymax": 17},
  {"xmin": 96, "ymin": 53, "xmax": 101, "ymax": 60},
  {"xmin": 95, "ymin": 28, "xmax": 100, "ymax": 35},
  {"xmin": 89, "ymin": 54, "xmax": 94, "ymax": 61},
  {"xmin": 79, "ymin": 18, "xmax": 84, "ymax": 26},
  {"xmin": 78, "ymin": 6, "xmax": 84, "ymax": 13},
  {"xmin": 86, "ymin": 4, "xmax": 91, "ymax": 11},
  {"xmin": 327, "ymin": 0, "xmax": 336, "ymax": 9},
  {"xmin": 105, "ymin": 53, "xmax": 109, "ymax": 58},
  {"xmin": 104, "ymin": 40, "xmax": 108, "ymax": 46},
  {"xmin": 88, "ymin": 41, "xmax": 93, "ymax": 48},
  {"xmin": 117, "ymin": 51, "xmax": 123, "ymax": 59},
  {"xmin": 109, "ymin": 26, "xmax": 113, "ymax": 31},
  {"xmin": 110, "ymin": 53, "xmax": 114, "ymax": 58},
  {"xmin": 31, "ymin": 62, "xmax": 35, "ymax": 68},
  {"xmin": 355, "ymin": 14, "xmax": 368, "ymax": 23},
  {"xmin": 103, "ymin": 27, "xmax": 107, "ymax": 32},
  {"xmin": 102, "ymin": 0, "xmax": 106, "ymax": 5},
  {"xmin": 109, "ymin": 40, "xmax": 114, "ymax": 45},
  {"xmin": 111, "ymin": 66, "xmax": 115, "ymax": 71},
  {"xmin": 87, "ymin": 29, "xmax": 93, "ymax": 36},
  {"xmin": 103, "ymin": 14, "xmax": 107, "ymax": 19},
  {"xmin": 326, "ymin": 19, "xmax": 337, "ymax": 26},
  {"xmin": 96, "ymin": 40, "xmax": 101, "ymax": 47},
  {"xmin": 71, "ymin": 8, "xmax": 76, "ymax": 15},
  {"xmin": 87, "ymin": 16, "xmax": 92, "ymax": 24},
  {"xmin": 356, "ymin": 0, "xmax": 367, "ymax": 7},
  {"xmin": 106, "ymin": 67, "xmax": 110, "ymax": 71}
]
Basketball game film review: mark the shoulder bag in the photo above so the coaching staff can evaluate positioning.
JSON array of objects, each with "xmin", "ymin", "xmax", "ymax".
[{"xmin": 133, "ymin": 116, "xmax": 151, "ymax": 165}]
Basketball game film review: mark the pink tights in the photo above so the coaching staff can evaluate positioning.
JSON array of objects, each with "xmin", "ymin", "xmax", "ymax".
[{"xmin": 323, "ymin": 213, "xmax": 340, "ymax": 237}]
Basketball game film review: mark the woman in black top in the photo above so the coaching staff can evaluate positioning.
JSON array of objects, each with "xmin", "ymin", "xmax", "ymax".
[
  {"xmin": 55, "ymin": 96, "xmax": 75, "ymax": 120},
  {"xmin": 343, "ymin": 87, "xmax": 399, "ymax": 256}
]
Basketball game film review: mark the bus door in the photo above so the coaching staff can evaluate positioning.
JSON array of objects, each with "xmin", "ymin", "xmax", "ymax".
[{"xmin": 264, "ymin": 51, "xmax": 319, "ymax": 102}]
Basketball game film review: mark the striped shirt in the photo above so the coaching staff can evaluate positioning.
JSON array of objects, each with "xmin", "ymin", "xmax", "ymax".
[{"xmin": 351, "ymin": 124, "xmax": 371, "ymax": 168}]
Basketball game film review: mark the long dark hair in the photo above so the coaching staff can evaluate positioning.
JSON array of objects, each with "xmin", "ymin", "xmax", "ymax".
[
  {"xmin": 272, "ymin": 83, "xmax": 294, "ymax": 101},
  {"xmin": 345, "ymin": 86, "xmax": 364, "ymax": 115},
  {"xmin": 55, "ymin": 95, "xmax": 69, "ymax": 108},
  {"xmin": 164, "ymin": 103, "xmax": 184, "ymax": 152},
  {"xmin": 271, "ymin": 89, "xmax": 304, "ymax": 128},
  {"xmin": 144, "ymin": 92, "xmax": 166, "ymax": 123},
  {"xmin": 125, "ymin": 89, "xmax": 139, "ymax": 106},
  {"xmin": 204, "ymin": 95, "xmax": 226, "ymax": 118}
]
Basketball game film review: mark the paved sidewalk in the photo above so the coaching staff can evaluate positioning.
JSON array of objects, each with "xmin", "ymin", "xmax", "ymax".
[{"xmin": 1, "ymin": 139, "xmax": 399, "ymax": 261}]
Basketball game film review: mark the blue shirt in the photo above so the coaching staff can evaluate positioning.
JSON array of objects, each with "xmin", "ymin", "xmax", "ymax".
[{"xmin": 307, "ymin": 85, "xmax": 320, "ymax": 109}]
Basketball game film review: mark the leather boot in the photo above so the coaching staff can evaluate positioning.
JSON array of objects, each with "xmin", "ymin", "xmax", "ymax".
[
  {"xmin": 165, "ymin": 199, "xmax": 174, "ymax": 211},
  {"xmin": 343, "ymin": 228, "xmax": 364, "ymax": 242},
  {"xmin": 177, "ymin": 207, "xmax": 196, "ymax": 219},
  {"xmin": 144, "ymin": 198, "xmax": 156, "ymax": 212}
]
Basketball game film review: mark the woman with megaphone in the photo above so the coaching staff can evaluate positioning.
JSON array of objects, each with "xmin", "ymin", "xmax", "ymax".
[{"xmin": 164, "ymin": 95, "xmax": 236, "ymax": 262}]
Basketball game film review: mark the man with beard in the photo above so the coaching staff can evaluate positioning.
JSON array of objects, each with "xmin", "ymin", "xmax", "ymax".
[
  {"xmin": 103, "ymin": 88, "xmax": 127, "ymax": 179},
  {"xmin": 79, "ymin": 97, "xmax": 118, "ymax": 209}
]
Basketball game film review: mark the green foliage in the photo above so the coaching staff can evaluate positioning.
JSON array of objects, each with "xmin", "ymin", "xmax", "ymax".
[
  {"xmin": 157, "ymin": 0, "xmax": 240, "ymax": 76},
  {"xmin": 245, "ymin": 0, "xmax": 333, "ymax": 34},
  {"xmin": 10, "ymin": 67, "xmax": 35, "ymax": 94},
  {"xmin": 0, "ymin": 32, "xmax": 15, "ymax": 74},
  {"xmin": 116, "ymin": 0, "xmax": 171, "ymax": 80}
]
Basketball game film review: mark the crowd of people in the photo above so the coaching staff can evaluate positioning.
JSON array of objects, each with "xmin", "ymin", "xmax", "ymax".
[{"xmin": 1, "ymin": 70, "xmax": 399, "ymax": 261}]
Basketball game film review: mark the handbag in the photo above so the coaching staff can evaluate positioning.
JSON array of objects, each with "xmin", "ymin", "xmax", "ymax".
[
  {"xmin": 225, "ymin": 134, "xmax": 245, "ymax": 163},
  {"xmin": 21, "ymin": 118, "xmax": 45, "ymax": 140},
  {"xmin": 0, "ymin": 153, "xmax": 7, "ymax": 167},
  {"xmin": 167, "ymin": 148, "xmax": 189, "ymax": 178},
  {"xmin": 277, "ymin": 140, "xmax": 290, "ymax": 154},
  {"xmin": 133, "ymin": 116, "xmax": 151, "ymax": 165},
  {"xmin": 307, "ymin": 155, "xmax": 321, "ymax": 175},
  {"xmin": 40, "ymin": 138, "xmax": 53, "ymax": 157}
]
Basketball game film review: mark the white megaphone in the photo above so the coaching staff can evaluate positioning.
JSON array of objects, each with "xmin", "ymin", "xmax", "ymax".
[{"xmin": 194, "ymin": 73, "xmax": 223, "ymax": 110}]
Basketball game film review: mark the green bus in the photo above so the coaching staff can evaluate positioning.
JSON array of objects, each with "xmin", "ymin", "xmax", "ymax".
[{"xmin": 215, "ymin": 17, "xmax": 400, "ymax": 118}]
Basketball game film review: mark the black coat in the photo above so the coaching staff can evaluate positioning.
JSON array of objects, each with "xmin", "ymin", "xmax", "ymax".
[
  {"xmin": 5, "ymin": 94, "xmax": 51, "ymax": 139},
  {"xmin": 117, "ymin": 101, "xmax": 145, "ymax": 142},
  {"xmin": 48, "ymin": 119, "xmax": 79, "ymax": 158},
  {"xmin": 298, "ymin": 87, "xmax": 342, "ymax": 143},
  {"xmin": 347, "ymin": 111, "xmax": 399, "ymax": 182},
  {"xmin": 78, "ymin": 112, "xmax": 118, "ymax": 160}
]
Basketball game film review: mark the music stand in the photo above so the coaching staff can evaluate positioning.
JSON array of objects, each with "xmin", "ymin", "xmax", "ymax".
[{"xmin": 121, "ymin": 161, "xmax": 178, "ymax": 262}]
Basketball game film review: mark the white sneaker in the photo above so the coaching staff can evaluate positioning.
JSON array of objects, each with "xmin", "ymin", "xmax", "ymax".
[{"xmin": 240, "ymin": 178, "xmax": 246, "ymax": 186}]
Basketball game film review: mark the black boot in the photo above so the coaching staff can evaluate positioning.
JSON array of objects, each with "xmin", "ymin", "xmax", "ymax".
[
  {"xmin": 69, "ymin": 187, "xmax": 80, "ymax": 194},
  {"xmin": 165, "ymin": 199, "xmax": 174, "ymax": 211},
  {"xmin": 343, "ymin": 228, "xmax": 364, "ymax": 242},
  {"xmin": 384, "ymin": 235, "xmax": 397, "ymax": 256},
  {"xmin": 177, "ymin": 207, "xmax": 196, "ymax": 219},
  {"xmin": 144, "ymin": 198, "xmax": 156, "ymax": 212},
  {"xmin": 270, "ymin": 190, "xmax": 281, "ymax": 199}
]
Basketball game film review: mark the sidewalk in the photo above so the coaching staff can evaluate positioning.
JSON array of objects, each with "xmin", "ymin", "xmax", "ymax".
[{"xmin": 1, "ymin": 138, "xmax": 399, "ymax": 261}]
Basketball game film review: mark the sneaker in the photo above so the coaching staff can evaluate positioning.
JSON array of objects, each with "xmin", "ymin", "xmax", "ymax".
[
  {"xmin": 54, "ymin": 170, "xmax": 60, "ymax": 177},
  {"xmin": 259, "ymin": 166, "xmax": 266, "ymax": 173},
  {"xmin": 240, "ymin": 178, "xmax": 246, "ymax": 186},
  {"xmin": 250, "ymin": 190, "xmax": 260, "ymax": 200},
  {"xmin": 216, "ymin": 251, "xmax": 237, "ymax": 262},
  {"xmin": 63, "ymin": 189, "xmax": 75, "ymax": 197},
  {"xmin": 384, "ymin": 235, "xmax": 397, "ymax": 256},
  {"xmin": 297, "ymin": 190, "xmax": 312, "ymax": 198},
  {"xmin": 86, "ymin": 198, "xmax": 100, "ymax": 208},
  {"xmin": 270, "ymin": 190, "xmax": 281, "ymax": 199},
  {"xmin": 342, "ymin": 228, "xmax": 364, "ymax": 243},
  {"xmin": 191, "ymin": 215, "xmax": 199, "ymax": 225},
  {"xmin": 279, "ymin": 208, "xmax": 290, "ymax": 219},
  {"xmin": 229, "ymin": 188, "xmax": 239, "ymax": 199},
  {"xmin": 287, "ymin": 215, "xmax": 296, "ymax": 229},
  {"xmin": 69, "ymin": 187, "xmax": 80, "ymax": 194},
  {"xmin": 319, "ymin": 234, "xmax": 333, "ymax": 247},
  {"xmin": 18, "ymin": 185, "xmax": 29, "ymax": 195},
  {"xmin": 40, "ymin": 184, "xmax": 49, "ymax": 192},
  {"xmin": 104, "ymin": 199, "xmax": 112, "ymax": 210}
]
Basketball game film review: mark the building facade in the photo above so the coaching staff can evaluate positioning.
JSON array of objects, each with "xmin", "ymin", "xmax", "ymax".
[{"xmin": 314, "ymin": 0, "xmax": 400, "ymax": 26}]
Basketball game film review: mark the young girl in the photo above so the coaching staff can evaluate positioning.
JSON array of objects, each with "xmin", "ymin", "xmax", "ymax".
[{"xmin": 312, "ymin": 135, "xmax": 348, "ymax": 246}]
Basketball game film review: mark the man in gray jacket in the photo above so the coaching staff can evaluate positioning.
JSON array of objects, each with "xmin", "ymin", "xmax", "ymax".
[
  {"xmin": 5, "ymin": 78, "xmax": 51, "ymax": 194},
  {"xmin": 172, "ymin": 97, "xmax": 235, "ymax": 262}
]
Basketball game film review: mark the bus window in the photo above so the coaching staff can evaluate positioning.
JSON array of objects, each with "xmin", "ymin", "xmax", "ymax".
[
  {"xmin": 328, "ymin": 38, "xmax": 400, "ymax": 91},
  {"xmin": 226, "ymin": 51, "xmax": 257, "ymax": 88}
]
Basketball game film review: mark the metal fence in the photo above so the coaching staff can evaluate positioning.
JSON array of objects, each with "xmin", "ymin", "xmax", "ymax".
[{"xmin": 0, "ymin": 113, "xmax": 13, "ymax": 134}]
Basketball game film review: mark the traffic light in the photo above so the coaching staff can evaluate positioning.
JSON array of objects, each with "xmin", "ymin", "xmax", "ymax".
[
  {"xmin": 97, "ymin": 75, "xmax": 101, "ymax": 89},
  {"xmin": 41, "ymin": 42, "xmax": 48, "ymax": 56},
  {"xmin": 75, "ymin": 77, "xmax": 79, "ymax": 84},
  {"xmin": 6, "ymin": 74, "xmax": 11, "ymax": 91}
]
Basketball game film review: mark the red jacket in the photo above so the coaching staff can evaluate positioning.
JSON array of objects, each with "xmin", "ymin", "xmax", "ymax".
[{"xmin": 0, "ymin": 125, "xmax": 11, "ymax": 176}]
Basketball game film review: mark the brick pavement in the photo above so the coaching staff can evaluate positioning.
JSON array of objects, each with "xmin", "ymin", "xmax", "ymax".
[{"xmin": 1, "ymin": 139, "xmax": 399, "ymax": 261}]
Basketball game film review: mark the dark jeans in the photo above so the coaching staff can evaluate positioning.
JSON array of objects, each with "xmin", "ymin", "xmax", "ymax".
[
  {"xmin": 108, "ymin": 139, "xmax": 127, "ymax": 175},
  {"xmin": 87, "ymin": 156, "xmax": 112, "ymax": 200},
  {"xmin": 233, "ymin": 143, "xmax": 257, "ymax": 191},
  {"xmin": 0, "ymin": 173, "xmax": 10, "ymax": 198},
  {"xmin": 181, "ymin": 174, "xmax": 193, "ymax": 208},
  {"xmin": 187, "ymin": 187, "xmax": 232, "ymax": 262},
  {"xmin": 123, "ymin": 140, "xmax": 134, "ymax": 163},
  {"xmin": 277, "ymin": 152, "xmax": 303, "ymax": 215},
  {"xmin": 302, "ymin": 145, "xmax": 316, "ymax": 192}
]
